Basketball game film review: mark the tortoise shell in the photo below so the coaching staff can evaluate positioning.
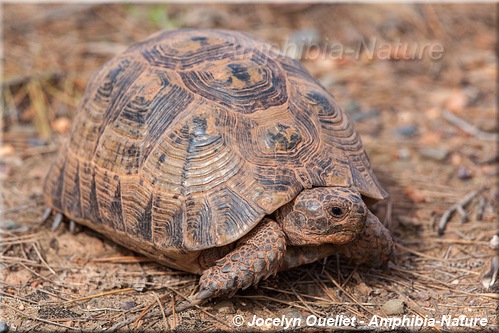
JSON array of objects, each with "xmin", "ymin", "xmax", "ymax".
[{"xmin": 44, "ymin": 29, "xmax": 387, "ymax": 271}]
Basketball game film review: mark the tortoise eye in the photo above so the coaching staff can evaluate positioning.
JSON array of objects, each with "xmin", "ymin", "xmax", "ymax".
[{"xmin": 330, "ymin": 206, "xmax": 344, "ymax": 218}]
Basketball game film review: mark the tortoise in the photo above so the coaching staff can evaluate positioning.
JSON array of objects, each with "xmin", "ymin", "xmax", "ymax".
[{"xmin": 43, "ymin": 29, "xmax": 394, "ymax": 301}]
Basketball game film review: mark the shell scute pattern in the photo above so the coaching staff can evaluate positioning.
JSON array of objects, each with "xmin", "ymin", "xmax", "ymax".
[{"xmin": 44, "ymin": 29, "xmax": 387, "ymax": 258}]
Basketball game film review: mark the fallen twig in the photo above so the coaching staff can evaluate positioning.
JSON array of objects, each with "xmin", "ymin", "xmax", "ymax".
[
  {"xmin": 322, "ymin": 270, "xmax": 375, "ymax": 317},
  {"xmin": 32, "ymin": 242, "xmax": 59, "ymax": 278},
  {"xmin": 442, "ymin": 109, "xmax": 499, "ymax": 141},
  {"xmin": 437, "ymin": 189, "xmax": 482, "ymax": 236},
  {"xmin": 105, "ymin": 297, "xmax": 200, "ymax": 332},
  {"xmin": 64, "ymin": 288, "xmax": 136, "ymax": 304}
]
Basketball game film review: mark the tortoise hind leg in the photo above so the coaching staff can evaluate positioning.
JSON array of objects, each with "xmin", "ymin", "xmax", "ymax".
[{"xmin": 195, "ymin": 218, "xmax": 286, "ymax": 301}]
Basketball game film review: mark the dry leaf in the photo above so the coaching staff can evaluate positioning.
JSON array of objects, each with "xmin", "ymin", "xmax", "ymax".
[
  {"xmin": 444, "ymin": 89, "xmax": 468, "ymax": 113},
  {"xmin": 404, "ymin": 187, "xmax": 426, "ymax": 203},
  {"xmin": 381, "ymin": 299, "xmax": 405, "ymax": 315},
  {"xmin": 0, "ymin": 145, "xmax": 15, "ymax": 157},
  {"xmin": 52, "ymin": 117, "xmax": 71, "ymax": 134}
]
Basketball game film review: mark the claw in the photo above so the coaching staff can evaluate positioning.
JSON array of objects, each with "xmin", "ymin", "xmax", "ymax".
[
  {"xmin": 69, "ymin": 220, "xmax": 80, "ymax": 234},
  {"xmin": 40, "ymin": 207, "xmax": 52, "ymax": 224},
  {"xmin": 195, "ymin": 288, "xmax": 214, "ymax": 301},
  {"xmin": 51, "ymin": 213, "xmax": 64, "ymax": 231}
]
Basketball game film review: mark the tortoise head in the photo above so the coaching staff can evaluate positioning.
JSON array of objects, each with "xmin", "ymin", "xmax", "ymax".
[{"xmin": 276, "ymin": 187, "xmax": 372, "ymax": 246}]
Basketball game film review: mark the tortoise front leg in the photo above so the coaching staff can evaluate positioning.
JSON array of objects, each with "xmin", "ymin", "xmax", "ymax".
[{"xmin": 195, "ymin": 218, "xmax": 286, "ymax": 300}]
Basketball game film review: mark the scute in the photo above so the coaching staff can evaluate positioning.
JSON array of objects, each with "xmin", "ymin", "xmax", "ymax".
[
  {"xmin": 44, "ymin": 29, "xmax": 387, "ymax": 257},
  {"xmin": 180, "ymin": 54, "xmax": 288, "ymax": 114}
]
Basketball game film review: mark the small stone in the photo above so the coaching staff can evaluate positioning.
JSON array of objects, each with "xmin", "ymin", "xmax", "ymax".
[
  {"xmin": 288, "ymin": 28, "xmax": 321, "ymax": 45},
  {"xmin": 132, "ymin": 278, "xmax": 146, "ymax": 292},
  {"xmin": 490, "ymin": 235, "xmax": 499, "ymax": 250},
  {"xmin": 214, "ymin": 300, "xmax": 235, "ymax": 314},
  {"xmin": 394, "ymin": 124, "xmax": 418, "ymax": 137},
  {"xmin": 121, "ymin": 301, "xmax": 137, "ymax": 310},
  {"xmin": 444, "ymin": 89, "xmax": 468, "ymax": 113},
  {"xmin": 416, "ymin": 291, "xmax": 430, "ymax": 301},
  {"xmin": 457, "ymin": 166, "xmax": 473, "ymax": 180},
  {"xmin": 404, "ymin": 186, "xmax": 426, "ymax": 203},
  {"xmin": 0, "ymin": 220, "xmax": 22, "ymax": 231},
  {"xmin": 397, "ymin": 148, "xmax": 411, "ymax": 160},
  {"xmin": 419, "ymin": 147, "xmax": 448, "ymax": 161},
  {"xmin": 344, "ymin": 101, "xmax": 361, "ymax": 114},
  {"xmin": 285, "ymin": 28, "xmax": 321, "ymax": 59},
  {"xmin": 52, "ymin": 117, "xmax": 71, "ymax": 134},
  {"xmin": 318, "ymin": 75, "xmax": 336, "ymax": 89},
  {"xmin": 349, "ymin": 106, "xmax": 381, "ymax": 123},
  {"xmin": 0, "ymin": 322, "xmax": 9, "ymax": 333},
  {"xmin": 1, "ymin": 156, "xmax": 22, "ymax": 168},
  {"xmin": 381, "ymin": 299, "xmax": 405, "ymax": 315},
  {"xmin": 418, "ymin": 132, "xmax": 441, "ymax": 146},
  {"xmin": 27, "ymin": 138, "xmax": 48, "ymax": 147},
  {"xmin": 0, "ymin": 145, "xmax": 15, "ymax": 157},
  {"xmin": 279, "ymin": 308, "xmax": 305, "ymax": 327}
]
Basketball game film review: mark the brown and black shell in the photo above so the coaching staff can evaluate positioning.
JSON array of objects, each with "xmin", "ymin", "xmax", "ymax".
[{"xmin": 44, "ymin": 29, "xmax": 387, "ymax": 272}]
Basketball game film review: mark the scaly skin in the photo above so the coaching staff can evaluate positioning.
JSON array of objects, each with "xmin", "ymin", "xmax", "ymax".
[
  {"xmin": 195, "ymin": 187, "xmax": 394, "ymax": 300},
  {"xmin": 332, "ymin": 210, "xmax": 394, "ymax": 266},
  {"xmin": 196, "ymin": 218, "xmax": 286, "ymax": 300},
  {"xmin": 280, "ymin": 211, "xmax": 394, "ymax": 271}
]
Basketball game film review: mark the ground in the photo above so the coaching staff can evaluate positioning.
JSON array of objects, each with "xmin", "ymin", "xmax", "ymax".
[{"xmin": 1, "ymin": 3, "xmax": 497, "ymax": 332}]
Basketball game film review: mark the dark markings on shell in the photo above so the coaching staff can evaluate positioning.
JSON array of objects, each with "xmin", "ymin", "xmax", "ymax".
[
  {"xmin": 158, "ymin": 153, "xmax": 166, "ymax": 165},
  {"xmin": 136, "ymin": 195, "xmax": 153, "ymax": 241},
  {"xmin": 92, "ymin": 170, "xmax": 123, "ymax": 231},
  {"xmin": 121, "ymin": 96, "xmax": 149, "ymax": 128},
  {"xmin": 179, "ymin": 52, "xmax": 288, "ymax": 114},
  {"xmin": 185, "ymin": 196, "xmax": 214, "ymax": 248},
  {"xmin": 63, "ymin": 162, "xmax": 82, "ymax": 219},
  {"xmin": 94, "ymin": 70, "xmax": 194, "ymax": 175},
  {"xmin": 264, "ymin": 124, "xmax": 302, "ymax": 151},
  {"xmin": 109, "ymin": 176, "xmax": 124, "ymax": 231},
  {"xmin": 50, "ymin": 156, "xmax": 66, "ymax": 210},
  {"xmin": 349, "ymin": 154, "xmax": 376, "ymax": 195},
  {"xmin": 148, "ymin": 113, "xmax": 247, "ymax": 198},
  {"xmin": 141, "ymin": 83, "xmax": 194, "ymax": 164},
  {"xmin": 140, "ymin": 30, "xmax": 248, "ymax": 70},
  {"xmin": 277, "ymin": 56, "xmax": 318, "ymax": 84},
  {"xmin": 307, "ymin": 92, "xmax": 337, "ymax": 117},
  {"xmin": 88, "ymin": 168, "xmax": 103, "ymax": 225},
  {"xmin": 255, "ymin": 166, "xmax": 298, "ymax": 193},
  {"xmin": 90, "ymin": 59, "xmax": 128, "ymax": 118},
  {"xmin": 93, "ymin": 59, "xmax": 147, "ymax": 158},
  {"xmin": 308, "ymin": 92, "xmax": 362, "ymax": 152},
  {"xmin": 211, "ymin": 186, "xmax": 262, "ymax": 245},
  {"xmin": 169, "ymin": 200, "xmax": 186, "ymax": 248},
  {"xmin": 228, "ymin": 63, "xmax": 251, "ymax": 82},
  {"xmin": 190, "ymin": 36, "xmax": 208, "ymax": 44}
]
